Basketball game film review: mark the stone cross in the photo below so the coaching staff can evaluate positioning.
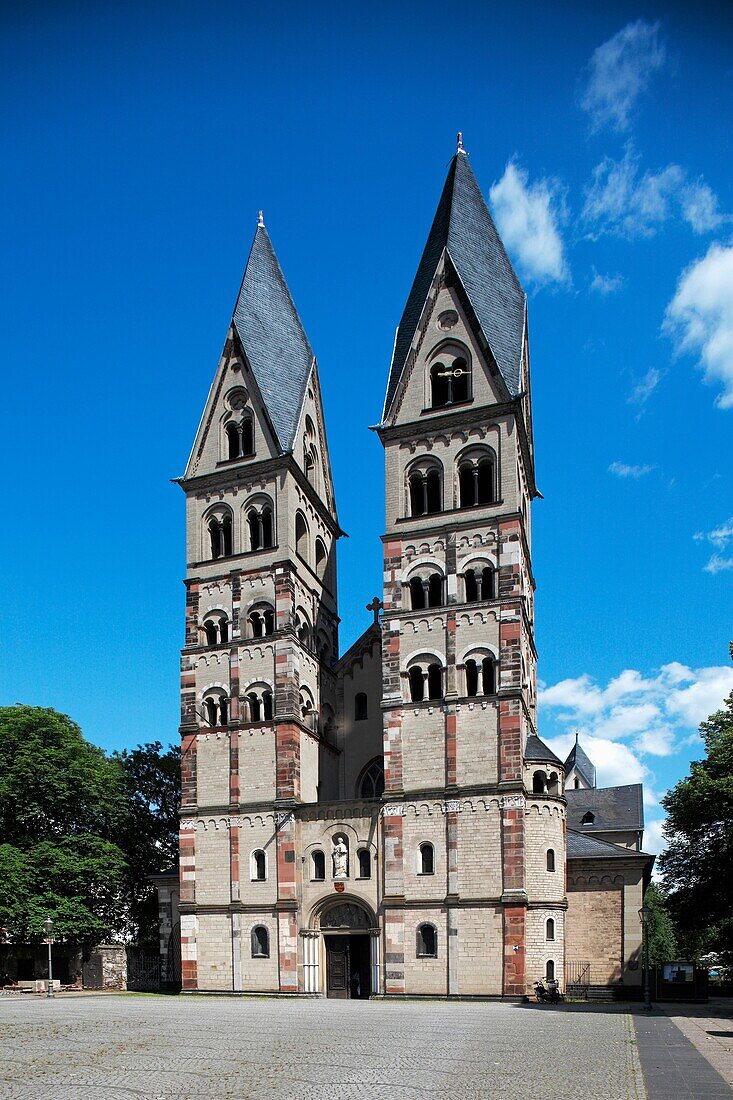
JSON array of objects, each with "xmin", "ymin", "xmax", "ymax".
[{"xmin": 366, "ymin": 597, "xmax": 383, "ymax": 625}]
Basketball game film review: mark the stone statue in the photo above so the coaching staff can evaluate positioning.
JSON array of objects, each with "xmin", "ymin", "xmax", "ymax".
[{"xmin": 332, "ymin": 835, "xmax": 348, "ymax": 879}]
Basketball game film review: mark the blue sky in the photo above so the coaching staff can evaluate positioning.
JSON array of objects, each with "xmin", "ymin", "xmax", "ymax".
[{"xmin": 1, "ymin": 0, "xmax": 731, "ymax": 853}]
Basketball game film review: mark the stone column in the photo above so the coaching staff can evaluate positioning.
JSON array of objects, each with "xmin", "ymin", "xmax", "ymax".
[
  {"xmin": 301, "ymin": 930, "xmax": 320, "ymax": 994},
  {"xmin": 369, "ymin": 930, "xmax": 381, "ymax": 996}
]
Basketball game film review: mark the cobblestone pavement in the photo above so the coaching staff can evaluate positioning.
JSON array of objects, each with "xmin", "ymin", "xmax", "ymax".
[
  {"xmin": 0, "ymin": 994, "xmax": 645, "ymax": 1100},
  {"xmin": 660, "ymin": 1001, "xmax": 733, "ymax": 1089}
]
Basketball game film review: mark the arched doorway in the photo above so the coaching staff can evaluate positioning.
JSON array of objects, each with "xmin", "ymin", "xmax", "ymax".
[{"xmin": 308, "ymin": 898, "xmax": 379, "ymax": 999}]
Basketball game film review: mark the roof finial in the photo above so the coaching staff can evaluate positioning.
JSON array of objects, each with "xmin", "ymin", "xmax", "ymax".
[
  {"xmin": 456, "ymin": 131, "xmax": 465, "ymax": 155},
  {"xmin": 575, "ymin": 729, "xmax": 579, "ymax": 745},
  {"xmin": 257, "ymin": 210, "xmax": 265, "ymax": 228}
]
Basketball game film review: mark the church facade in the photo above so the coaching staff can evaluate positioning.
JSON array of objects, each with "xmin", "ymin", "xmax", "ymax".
[{"xmin": 164, "ymin": 145, "xmax": 653, "ymax": 999}]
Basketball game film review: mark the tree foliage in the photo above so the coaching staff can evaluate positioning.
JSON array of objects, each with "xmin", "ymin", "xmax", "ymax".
[
  {"xmin": 0, "ymin": 706, "xmax": 179, "ymax": 947},
  {"xmin": 660, "ymin": 647, "xmax": 733, "ymax": 962},
  {"xmin": 643, "ymin": 882, "xmax": 678, "ymax": 967}
]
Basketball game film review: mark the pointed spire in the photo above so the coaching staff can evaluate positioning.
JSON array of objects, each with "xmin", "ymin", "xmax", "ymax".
[
  {"xmin": 231, "ymin": 223, "xmax": 314, "ymax": 453},
  {"xmin": 382, "ymin": 149, "xmax": 526, "ymax": 422}
]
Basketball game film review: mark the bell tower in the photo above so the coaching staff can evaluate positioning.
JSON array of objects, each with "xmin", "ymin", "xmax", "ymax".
[
  {"xmin": 377, "ymin": 140, "xmax": 564, "ymax": 997},
  {"xmin": 177, "ymin": 216, "xmax": 342, "ymax": 993}
]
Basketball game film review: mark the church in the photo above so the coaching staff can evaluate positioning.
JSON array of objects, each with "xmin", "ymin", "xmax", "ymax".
[{"xmin": 155, "ymin": 141, "xmax": 654, "ymax": 999}]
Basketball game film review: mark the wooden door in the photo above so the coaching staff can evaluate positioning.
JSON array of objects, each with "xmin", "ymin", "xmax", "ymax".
[{"xmin": 326, "ymin": 937, "xmax": 349, "ymax": 998}]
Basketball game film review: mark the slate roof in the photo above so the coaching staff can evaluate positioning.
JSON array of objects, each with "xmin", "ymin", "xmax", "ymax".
[
  {"xmin": 524, "ymin": 734, "xmax": 563, "ymax": 766},
  {"xmin": 566, "ymin": 829, "xmax": 650, "ymax": 861},
  {"xmin": 565, "ymin": 784, "xmax": 644, "ymax": 834},
  {"xmin": 382, "ymin": 150, "xmax": 526, "ymax": 421},
  {"xmin": 232, "ymin": 223, "xmax": 315, "ymax": 453},
  {"xmin": 564, "ymin": 738, "xmax": 597, "ymax": 787}
]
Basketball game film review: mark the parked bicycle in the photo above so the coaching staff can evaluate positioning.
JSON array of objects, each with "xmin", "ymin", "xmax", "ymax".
[{"xmin": 534, "ymin": 979, "xmax": 564, "ymax": 1004}]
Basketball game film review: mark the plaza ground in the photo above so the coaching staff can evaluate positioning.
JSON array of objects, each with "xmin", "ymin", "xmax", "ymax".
[{"xmin": 0, "ymin": 994, "xmax": 731, "ymax": 1099}]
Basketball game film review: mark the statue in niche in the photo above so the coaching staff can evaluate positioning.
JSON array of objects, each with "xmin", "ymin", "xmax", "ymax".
[{"xmin": 332, "ymin": 835, "xmax": 348, "ymax": 879}]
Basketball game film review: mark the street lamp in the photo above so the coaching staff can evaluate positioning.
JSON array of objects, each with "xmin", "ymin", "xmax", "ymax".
[
  {"xmin": 638, "ymin": 905, "xmax": 652, "ymax": 1011},
  {"xmin": 43, "ymin": 918, "xmax": 54, "ymax": 999}
]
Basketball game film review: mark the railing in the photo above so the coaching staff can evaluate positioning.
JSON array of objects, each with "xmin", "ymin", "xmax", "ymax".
[{"xmin": 565, "ymin": 960, "xmax": 591, "ymax": 998}]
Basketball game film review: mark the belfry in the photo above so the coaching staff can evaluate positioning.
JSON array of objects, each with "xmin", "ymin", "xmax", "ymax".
[{"xmin": 157, "ymin": 143, "xmax": 653, "ymax": 998}]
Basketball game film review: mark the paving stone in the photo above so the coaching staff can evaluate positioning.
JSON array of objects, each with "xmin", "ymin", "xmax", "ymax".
[{"xmin": 0, "ymin": 995, "xmax": 645, "ymax": 1099}]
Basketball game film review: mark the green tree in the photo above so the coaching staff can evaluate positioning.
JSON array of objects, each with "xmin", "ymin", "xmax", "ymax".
[
  {"xmin": 660, "ymin": 646, "xmax": 733, "ymax": 963},
  {"xmin": 643, "ymin": 882, "xmax": 678, "ymax": 967},
  {"xmin": 0, "ymin": 706, "xmax": 128, "ymax": 945},
  {"xmin": 113, "ymin": 742, "xmax": 180, "ymax": 944}
]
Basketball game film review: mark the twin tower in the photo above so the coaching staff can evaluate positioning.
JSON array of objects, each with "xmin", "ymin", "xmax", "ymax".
[{"xmin": 175, "ymin": 145, "xmax": 567, "ymax": 999}]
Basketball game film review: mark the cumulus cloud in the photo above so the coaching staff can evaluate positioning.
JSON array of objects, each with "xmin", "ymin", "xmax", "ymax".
[
  {"xmin": 489, "ymin": 162, "xmax": 569, "ymax": 286},
  {"xmin": 582, "ymin": 147, "xmax": 726, "ymax": 240},
  {"xmin": 643, "ymin": 819, "xmax": 668, "ymax": 856},
  {"xmin": 609, "ymin": 461, "xmax": 655, "ymax": 478},
  {"xmin": 590, "ymin": 268, "xmax": 624, "ymax": 295},
  {"xmin": 693, "ymin": 517, "xmax": 733, "ymax": 573},
  {"xmin": 704, "ymin": 554, "xmax": 733, "ymax": 575},
  {"xmin": 627, "ymin": 367, "xmax": 663, "ymax": 411},
  {"xmin": 580, "ymin": 20, "xmax": 666, "ymax": 133},
  {"xmin": 664, "ymin": 243, "xmax": 733, "ymax": 409},
  {"xmin": 539, "ymin": 661, "xmax": 733, "ymax": 786}
]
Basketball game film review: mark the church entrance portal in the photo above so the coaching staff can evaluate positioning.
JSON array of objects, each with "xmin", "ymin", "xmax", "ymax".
[{"xmin": 324, "ymin": 935, "xmax": 370, "ymax": 999}]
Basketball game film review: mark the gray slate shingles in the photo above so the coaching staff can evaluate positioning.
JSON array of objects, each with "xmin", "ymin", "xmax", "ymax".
[
  {"xmin": 565, "ymin": 784, "xmax": 645, "ymax": 834},
  {"xmin": 564, "ymin": 739, "xmax": 597, "ymax": 787},
  {"xmin": 383, "ymin": 151, "xmax": 526, "ymax": 420},
  {"xmin": 566, "ymin": 829, "xmax": 649, "ymax": 860},
  {"xmin": 233, "ymin": 225, "xmax": 314, "ymax": 453},
  {"xmin": 524, "ymin": 734, "xmax": 563, "ymax": 766}
]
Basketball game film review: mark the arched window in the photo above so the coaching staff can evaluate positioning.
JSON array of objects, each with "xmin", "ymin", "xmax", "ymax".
[
  {"xmin": 202, "ymin": 689, "xmax": 228, "ymax": 728},
  {"xmin": 207, "ymin": 511, "xmax": 233, "ymax": 560},
  {"xmin": 466, "ymin": 660, "xmax": 479, "ymax": 698},
  {"xmin": 358, "ymin": 758, "xmax": 385, "ymax": 799},
  {"xmin": 225, "ymin": 421, "xmax": 240, "ymax": 460},
  {"xmin": 546, "ymin": 959, "xmax": 555, "ymax": 982},
  {"xmin": 546, "ymin": 918, "xmax": 555, "ymax": 942},
  {"xmin": 296, "ymin": 611, "xmax": 312, "ymax": 649},
  {"xmin": 407, "ymin": 572, "xmax": 443, "ymax": 610},
  {"xmin": 463, "ymin": 652, "xmax": 496, "ymax": 698},
  {"xmin": 546, "ymin": 849, "xmax": 556, "ymax": 873},
  {"xmin": 354, "ymin": 692, "xmax": 368, "ymax": 721},
  {"xmin": 547, "ymin": 771, "xmax": 559, "ymax": 796},
  {"xmin": 357, "ymin": 849, "xmax": 371, "ymax": 878},
  {"xmin": 248, "ymin": 603, "xmax": 275, "ymax": 639},
  {"xmin": 224, "ymin": 416, "xmax": 254, "ymax": 460},
  {"xmin": 427, "ymin": 663, "xmax": 443, "ymax": 700},
  {"xmin": 245, "ymin": 685, "xmax": 273, "ymax": 724},
  {"xmin": 251, "ymin": 925, "xmax": 269, "ymax": 958},
  {"xmin": 458, "ymin": 450, "xmax": 497, "ymax": 508},
  {"xmin": 416, "ymin": 923, "xmax": 437, "ymax": 958},
  {"xmin": 311, "ymin": 850, "xmax": 325, "ymax": 881},
  {"xmin": 463, "ymin": 564, "xmax": 495, "ymax": 602},
  {"xmin": 429, "ymin": 350, "xmax": 471, "ymax": 408},
  {"xmin": 408, "ymin": 666, "xmax": 424, "ymax": 702},
  {"xmin": 533, "ymin": 770, "xmax": 548, "ymax": 795},
  {"xmin": 407, "ymin": 463, "xmax": 443, "ymax": 517},
  {"xmin": 295, "ymin": 511, "xmax": 308, "ymax": 561},
  {"xmin": 247, "ymin": 501, "xmax": 274, "ymax": 552},
  {"xmin": 251, "ymin": 850, "xmax": 267, "ymax": 881},
  {"xmin": 300, "ymin": 688, "xmax": 317, "ymax": 731},
  {"xmin": 482, "ymin": 657, "xmax": 496, "ymax": 695},
  {"xmin": 315, "ymin": 538, "xmax": 327, "ymax": 581},
  {"xmin": 419, "ymin": 842, "xmax": 434, "ymax": 875},
  {"xmin": 202, "ymin": 612, "xmax": 229, "ymax": 646}
]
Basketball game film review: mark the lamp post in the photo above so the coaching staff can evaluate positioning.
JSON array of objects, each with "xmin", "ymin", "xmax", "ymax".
[
  {"xmin": 638, "ymin": 904, "xmax": 652, "ymax": 1010},
  {"xmin": 43, "ymin": 918, "xmax": 54, "ymax": 999}
]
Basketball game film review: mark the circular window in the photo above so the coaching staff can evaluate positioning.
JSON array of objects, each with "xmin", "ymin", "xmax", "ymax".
[
  {"xmin": 437, "ymin": 310, "xmax": 458, "ymax": 330},
  {"xmin": 226, "ymin": 387, "xmax": 249, "ymax": 411}
]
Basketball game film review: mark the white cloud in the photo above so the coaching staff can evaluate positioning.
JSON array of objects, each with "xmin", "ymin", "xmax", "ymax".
[
  {"xmin": 609, "ymin": 461, "xmax": 655, "ymax": 478},
  {"xmin": 540, "ymin": 661, "xmax": 733, "ymax": 786},
  {"xmin": 681, "ymin": 180, "xmax": 727, "ymax": 233},
  {"xmin": 590, "ymin": 268, "xmax": 624, "ymax": 295},
  {"xmin": 704, "ymin": 554, "xmax": 733, "ymax": 575},
  {"xmin": 489, "ymin": 162, "xmax": 569, "ymax": 286},
  {"xmin": 627, "ymin": 367, "xmax": 662, "ymax": 410},
  {"xmin": 643, "ymin": 819, "xmax": 668, "ymax": 855},
  {"xmin": 664, "ymin": 243, "xmax": 733, "ymax": 409},
  {"xmin": 582, "ymin": 147, "xmax": 726, "ymax": 240},
  {"xmin": 580, "ymin": 20, "xmax": 666, "ymax": 133}
]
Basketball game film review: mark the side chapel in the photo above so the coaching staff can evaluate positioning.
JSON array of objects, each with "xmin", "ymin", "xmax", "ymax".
[{"xmin": 155, "ymin": 141, "xmax": 654, "ymax": 998}]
